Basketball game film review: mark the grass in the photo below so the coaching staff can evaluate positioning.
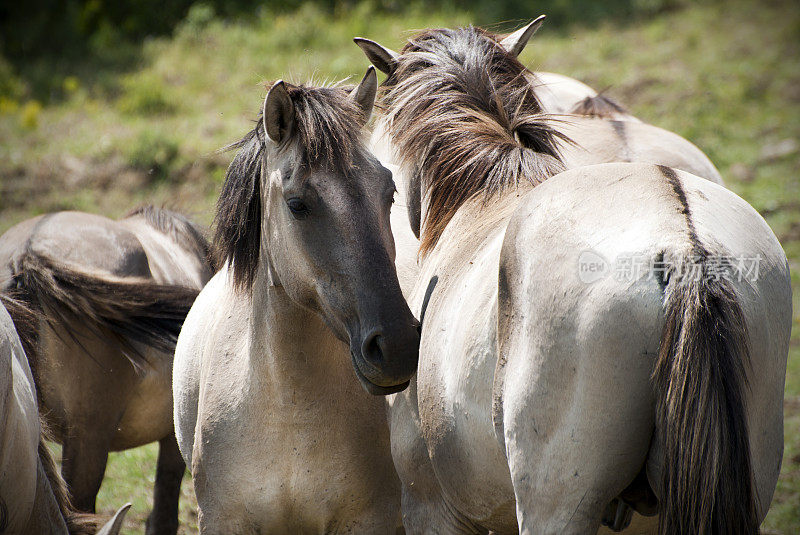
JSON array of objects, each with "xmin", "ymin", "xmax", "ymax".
[{"xmin": 3, "ymin": 0, "xmax": 799, "ymax": 532}]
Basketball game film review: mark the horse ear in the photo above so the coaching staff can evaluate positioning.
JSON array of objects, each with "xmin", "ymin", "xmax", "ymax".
[
  {"xmin": 500, "ymin": 15, "xmax": 546, "ymax": 57},
  {"xmin": 96, "ymin": 503, "xmax": 132, "ymax": 535},
  {"xmin": 350, "ymin": 66, "xmax": 378, "ymax": 125},
  {"xmin": 263, "ymin": 80, "xmax": 295, "ymax": 144},
  {"xmin": 354, "ymin": 37, "xmax": 399, "ymax": 75}
]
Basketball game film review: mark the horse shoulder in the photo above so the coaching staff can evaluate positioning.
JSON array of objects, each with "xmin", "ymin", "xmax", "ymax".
[{"xmin": 173, "ymin": 267, "xmax": 246, "ymax": 468}]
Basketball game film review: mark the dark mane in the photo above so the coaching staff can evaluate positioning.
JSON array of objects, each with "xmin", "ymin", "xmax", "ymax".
[
  {"xmin": 384, "ymin": 26, "xmax": 568, "ymax": 254},
  {"xmin": 213, "ymin": 83, "xmax": 366, "ymax": 290},
  {"xmin": 570, "ymin": 94, "xmax": 630, "ymax": 119},
  {"xmin": 124, "ymin": 205, "xmax": 215, "ymax": 271}
]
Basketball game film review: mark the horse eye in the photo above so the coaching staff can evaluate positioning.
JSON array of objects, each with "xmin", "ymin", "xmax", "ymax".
[{"xmin": 286, "ymin": 198, "xmax": 310, "ymax": 219}]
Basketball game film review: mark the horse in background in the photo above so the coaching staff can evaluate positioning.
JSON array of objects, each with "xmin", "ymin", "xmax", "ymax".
[
  {"xmin": 0, "ymin": 206, "xmax": 214, "ymax": 535},
  {"xmin": 356, "ymin": 15, "xmax": 724, "ymax": 192},
  {"xmin": 0, "ymin": 294, "xmax": 130, "ymax": 535}
]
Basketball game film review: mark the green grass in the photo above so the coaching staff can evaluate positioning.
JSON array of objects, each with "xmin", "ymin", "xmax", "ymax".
[
  {"xmin": 4, "ymin": 0, "xmax": 800, "ymax": 533},
  {"xmin": 98, "ymin": 446, "xmax": 198, "ymax": 534}
]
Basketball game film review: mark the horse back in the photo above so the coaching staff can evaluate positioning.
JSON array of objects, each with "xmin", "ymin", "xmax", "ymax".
[
  {"xmin": 557, "ymin": 117, "xmax": 724, "ymax": 185},
  {"xmin": 0, "ymin": 211, "xmax": 152, "ymax": 285},
  {"xmin": 119, "ymin": 207, "xmax": 213, "ymax": 289}
]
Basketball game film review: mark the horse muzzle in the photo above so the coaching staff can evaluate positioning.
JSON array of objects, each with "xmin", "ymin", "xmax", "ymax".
[{"xmin": 349, "ymin": 323, "xmax": 419, "ymax": 395}]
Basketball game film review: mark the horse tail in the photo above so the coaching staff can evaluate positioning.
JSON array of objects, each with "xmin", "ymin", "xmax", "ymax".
[
  {"xmin": 37, "ymin": 422, "xmax": 98, "ymax": 535},
  {"xmin": 652, "ymin": 268, "xmax": 758, "ymax": 534},
  {"xmin": 14, "ymin": 251, "xmax": 199, "ymax": 370}
]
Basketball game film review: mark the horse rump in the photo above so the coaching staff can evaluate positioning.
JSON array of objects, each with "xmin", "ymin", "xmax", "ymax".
[
  {"xmin": 652, "ymin": 267, "xmax": 758, "ymax": 534},
  {"xmin": 13, "ymin": 252, "xmax": 200, "ymax": 370}
]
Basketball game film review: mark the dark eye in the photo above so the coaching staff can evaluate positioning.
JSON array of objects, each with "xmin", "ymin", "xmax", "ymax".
[{"xmin": 286, "ymin": 198, "xmax": 310, "ymax": 219}]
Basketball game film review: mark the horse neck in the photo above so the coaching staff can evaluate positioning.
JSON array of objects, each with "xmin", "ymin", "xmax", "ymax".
[
  {"xmin": 245, "ymin": 262, "xmax": 359, "ymax": 406},
  {"xmin": 370, "ymin": 116, "xmax": 411, "ymax": 194}
]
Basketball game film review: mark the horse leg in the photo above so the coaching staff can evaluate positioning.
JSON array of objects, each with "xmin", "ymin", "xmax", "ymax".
[
  {"xmin": 501, "ymin": 337, "xmax": 655, "ymax": 535},
  {"xmin": 502, "ymin": 311, "xmax": 662, "ymax": 535},
  {"xmin": 145, "ymin": 434, "xmax": 185, "ymax": 535},
  {"xmin": 390, "ymin": 380, "xmax": 485, "ymax": 535},
  {"xmin": 495, "ymin": 248, "xmax": 663, "ymax": 533},
  {"xmin": 60, "ymin": 430, "xmax": 112, "ymax": 513}
]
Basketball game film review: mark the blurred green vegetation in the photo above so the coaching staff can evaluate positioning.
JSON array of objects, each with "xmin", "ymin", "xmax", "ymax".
[
  {"xmin": 0, "ymin": 0, "xmax": 695, "ymax": 102},
  {"xmin": 2, "ymin": 0, "xmax": 799, "ymax": 533}
]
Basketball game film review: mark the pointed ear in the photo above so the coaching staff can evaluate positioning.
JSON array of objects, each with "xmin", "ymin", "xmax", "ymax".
[
  {"xmin": 353, "ymin": 37, "xmax": 399, "ymax": 75},
  {"xmin": 263, "ymin": 80, "xmax": 295, "ymax": 144},
  {"xmin": 350, "ymin": 66, "xmax": 378, "ymax": 125},
  {"xmin": 500, "ymin": 15, "xmax": 546, "ymax": 57},
  {"xmin": 96, "ymin": 503, "xmax": 132, "ymax": 535}
]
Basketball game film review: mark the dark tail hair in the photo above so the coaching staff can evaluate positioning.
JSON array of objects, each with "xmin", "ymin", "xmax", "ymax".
[
  {"xmin": 15, "ymin": 252, "xmax": 199, "ymax": 370},
  {"xmin": 652, "ymin": 271, "xmax": 758, "ymax": 534}
]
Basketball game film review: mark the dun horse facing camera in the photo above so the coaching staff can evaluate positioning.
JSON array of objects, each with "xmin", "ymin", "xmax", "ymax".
[{"xmin": 173, "ymin": 67, "xmax": 420, "ymax": 534}]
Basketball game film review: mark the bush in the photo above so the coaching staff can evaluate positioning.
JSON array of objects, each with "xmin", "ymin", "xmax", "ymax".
[
  {"xmin": 124, "ymin": 130, "xmax": 180, "ymax": 181},
  {"xmin": 116, "ymin": 73, "xmax": 176, "ymax": 115},
  {"xmin": 19, "ymin": 100, "xmax": 42, "ymax": 129}
]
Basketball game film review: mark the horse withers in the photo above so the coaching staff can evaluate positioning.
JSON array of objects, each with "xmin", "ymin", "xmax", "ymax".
[
  {"xmin": 0, "ymin": 206, "xmax": 214, "ymax": 535},
  {"xmin": 0, "ymin": 295, "xmax": 131, "ymax": 535},
  {"xmin": 173, "ymin": 68, "xmax": 420, "ymax": 533}
]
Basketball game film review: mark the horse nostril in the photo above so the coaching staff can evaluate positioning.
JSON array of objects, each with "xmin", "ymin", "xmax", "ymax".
[{"xmin": 362, "ymin": 331, "xmax": 385, "ymax": 364}]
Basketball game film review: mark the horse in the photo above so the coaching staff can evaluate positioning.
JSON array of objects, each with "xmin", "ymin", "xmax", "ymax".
[
  {"xmin": 355, "ymin": 16, "xmax": 724, "ymax": 190},
  {"xmin": 529, "ymin": 71, "xmax": 638, "ymax": 121},
  {"xmin": 0, "ymin": 206, "xmax": 214, "ymax": 535},
  {"xmin": 487, "ymin": 16, "xmax": 637, "ymax": 121},
  {"xmin": 172, "ymin": 68, "xmax": 420, "ymax": 533},
  {"xmin": 0, "ymin": 294, "xmax": 131, "ymax": 535},
  {"xmin": 355, "ymin": 25, "xmax": 791, "ymax": 534}
]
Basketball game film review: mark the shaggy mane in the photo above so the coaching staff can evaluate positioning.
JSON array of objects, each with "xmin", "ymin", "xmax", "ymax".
[
  {"xmin": 213, "ymin": 83, "xmax": 367, "ymax": 290},
  {"xmin": 383, "ymin": 26, "xmax": 568, "ymax": 254}
]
